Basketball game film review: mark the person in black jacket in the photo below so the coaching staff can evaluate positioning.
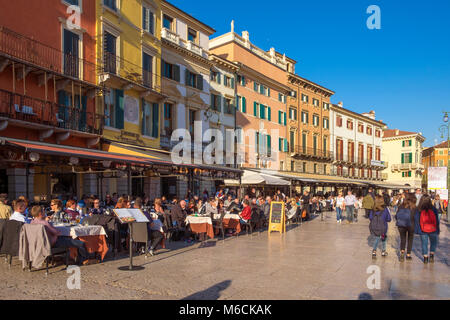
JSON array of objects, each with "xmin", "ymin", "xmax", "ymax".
[{"xmin": 170, "ymin": 200, "xmax": 191, "ymax": 241}]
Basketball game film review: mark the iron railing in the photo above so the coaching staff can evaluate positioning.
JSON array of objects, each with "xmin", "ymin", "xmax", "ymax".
[
  {"xmin": 0, "ymin": 26, "xmax": 97, "ymax": 85},
  {"xmin": 0, "ymin": 88, "xmax": 103, "ymax": 135},
  {"xmin": 293, "ymin": 146, "xmax": 333, "ymax": 159}
]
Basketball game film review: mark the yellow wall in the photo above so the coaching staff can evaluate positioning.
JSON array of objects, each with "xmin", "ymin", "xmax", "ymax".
[{"xmin": 96, "ymin": 0, "xmax": 162, "ymax": 149}]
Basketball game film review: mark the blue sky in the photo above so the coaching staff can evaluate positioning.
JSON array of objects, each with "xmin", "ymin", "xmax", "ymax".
[{"xmin": 169, "ymin": 0, "xmax": 450, "ymax": 147}]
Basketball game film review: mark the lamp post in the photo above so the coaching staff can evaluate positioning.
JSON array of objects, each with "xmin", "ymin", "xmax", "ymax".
[{"xmin": 439, "ymin": 112, "xmax": 450, "ymax": 221}]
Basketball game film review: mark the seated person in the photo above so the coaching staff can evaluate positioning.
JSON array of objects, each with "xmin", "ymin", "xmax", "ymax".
[
  {"xmin": 227, "ymin": 198, "xmax": 242, "ymax": 214},
  {"xmin": 239, "ymin": 200, "xmax": 252, "ymax": 224},
  {"xmin": 30, "ymin": 206, "xmax": 89, "ymax": 265},
  {"xmin": 10, "ymin": 199, "xmax": 27, "ymax": 223},
  {"xmin": 89, "ymin": 199, "xmax": 105, "ymax": 215},
  {"xmin": 135, "ymin": 199, "xmax": 164, "ymax": 256},
  {"xmin": 48, "ymin": 199, "xmax": 64, "ymax": 221},
  {"xmin": 64, "ymin": 200, "xmax": 79, "ymax": 221}
]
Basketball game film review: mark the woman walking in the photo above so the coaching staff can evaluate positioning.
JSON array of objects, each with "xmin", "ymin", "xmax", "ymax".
[
  {"xmin": 334, "ymin": 192, "xmax": 345, "ymax": 224},
  {"xmin": 395, "ymin": 194, "xmax": 416, "ymax": 261},
  {"xmin": 432, "ymin": 194, "xmax": 444, "ymax": 222},
  {"xmin": 369, "ymin": 196, "xmax": 392, "ymax": 259},
  {"xmin": 415, "ymin": 195, "xmax": 440, "ymax": 264}
]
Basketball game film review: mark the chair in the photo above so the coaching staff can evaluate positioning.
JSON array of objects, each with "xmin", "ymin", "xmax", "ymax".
[
  {"xmin": 212, "ymin": 210, "xmax": 227, "ymax": 243},
  {"xmin": 0, "ymin": 220, "xmax": 24, "ymax": 268}
]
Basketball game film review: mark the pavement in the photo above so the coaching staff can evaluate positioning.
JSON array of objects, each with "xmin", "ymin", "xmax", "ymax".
[{"xmin": 0, "ymin": 212, "xmax": 449, "ymax": 300}]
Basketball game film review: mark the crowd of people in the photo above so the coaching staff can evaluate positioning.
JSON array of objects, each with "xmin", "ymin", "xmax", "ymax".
[{"xmin": 0, "ymin": 186, "xmax": 446, "ymax": 265}]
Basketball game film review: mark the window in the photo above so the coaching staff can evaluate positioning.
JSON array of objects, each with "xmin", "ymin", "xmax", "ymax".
[
  {"xmin": 279, "ymin": 93, "xmax": 286, "ymax": 103},
  {"xmin": 211, "ymin": 94, "xmax": 221, "ymax": 112},
  {"xmin": 323, "ymin": 137, "xmax": 327, "ymax": 154},
  {"xmin": 236, "ymin": 96, "xmax": 246, "ymax": 113},
  {"xmin": 188, "ymin": 110, "xmax": 196, "ymax": 136},
  {"xmin": 323, "ymin": 102, "xmax": 330, "ymax": 110},
  {"xmin": 402, "ymin": 140, "xmax": 412, "ymax": 147},
  {"xmin": 210, "ymin": 71, "xmax": 220, "ymax": 83},
  {"xmin": 402, "ymin": 171, "xmax": 412, "ymax": 178},
  {"xmin": 401, "ymin": 153, "xmax": 413, "ymax": 164},
  {"xmin": 63, "ymin": 29, "xmax": 80, "ymax": 78},
  {"xmin": 301, "ymin": 111, "xmax": 309, "ymax": 124},
  {"xmin": 188, "ymin": 28, "xmax": 197, "ymax": 43},
  {"xmin": 358, "ymin": 123, "xmax": 364, "ymax": 133},
  {"xmin": 323, "ymin": 117, "xmax": 329, "ymax": 129},
  {"xmin": 313, "ymin": 114, "xmax": 319, "ymax": 127},
  {"xmin": 347, "ymin": 120, "xmax": 353, "ymax": 130},
  {"xmin": 314, "ymin": 164, "xmax": 317, "ymax": 174},
  {"xmin": 301, "ymin": 94, "xmax": 309, "ymax": 103},
  {"xmin": 185, "ymin": 70, "xmax": 203, "ymax": 90},
  {"xmin": 163, "ymin": 103, "xmax": 173, "ymax": 135},
  {"xmin": 290, "ymin": 131, "xmax": 295, "ymax": 153},
  {"xmin": 324, "ymin": 164, "xmax": 327, "ymax": 174},
  {"xmin": 143, "ymin": 7, "xmax": 155, "ymax": 34},
  {"xmin": 366, "ymin": 126, "xmax": 373, "ymax": 136},
  {"xmin": 224, "ymin": 98, "xmax": 233, "ymax": 114},
  {"xmin": 104, "ymin": 0, "xmax": 116, "ymax": 11},
  {"xmin": 313, "ymin": 98, "xmax": 319, "ymax": 107},
  {"xmin": 336, "ymin": 116, "xmax": 343, "ymax": 127},
  {"xmin": 104, "ymin": 88, "xmax": 124, "ymax": 129},
  {"xmin": 313, "ymin": 135, "xmax": 318, "ymax": 155},
  {"xmin": 302, "ymin": 133, "xmax": 307, "ymax": 153},
  {"xmin": 163, "ymin": 14, "xmax": 173, "ymax": 30},
  {"xmin": 65, "ymin": 0, "xmax": 79, "ymax": 6},
  {"xmin": 142, "ymin": 52, "xmax": 153, "ymax": 88},
  {"xmin": 162, "ymin": 60, "xmax": 180, "ymax": 82},
  {"xmin": 303, "ymin": 162, "xmax": 307, "ymax": 173},
  {"xmin": 289, "ymin": 108, "xmax": 297, "ymax": 120},
  {"xmin": 375, "ymin": 129, "xmax": 381, "ymax": 138},
  {"xmin": 224, "ymin": 76, "xmax": 235, "ymax": 89},
  {"xmin": 142, "ymin": 101, "xmax": 159, "ymax": 138},
  {"xmin": 278, "ymin": 111, "xmax": 287, "ymax": 126},
  {"xmin": 104, "ymin": 32, "xmax": 116, "ymax": 74},
  {"xmin": 254, "ymin": 82, "xmax": 259, "ymax": 92},
  {"xmin": 237, "ymin": 75, "xmax": 245, "ymax": 86}
]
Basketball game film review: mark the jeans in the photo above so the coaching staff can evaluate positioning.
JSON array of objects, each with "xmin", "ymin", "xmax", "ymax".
[
  {"xmin": 365, "ymin": 209, "xmax": 373, "ymax": 219},
  {"xmin": 336, "ymin": 208, "xmax": 343, "ymax": 221},
  {"xmin": 420, "ymin": 234, "xmax": 438, "ymax": 256},
  {"xmin": 346, "ymin": 206, "xmax": 354, "ymax": 222},
  {"xmin": 54, "ymin": 236, "xmax": 88, "ymax": 264},
  {"xmin": 149, "ymin": 230, "xmax": 164, "ymax": 250},
  {"xmin": 373, "ymin": 235, "xmax": 387, "ymax": 251},
  {"xmin": 398, "ymin": 227, "xmax": 414, "ymax": 254}
]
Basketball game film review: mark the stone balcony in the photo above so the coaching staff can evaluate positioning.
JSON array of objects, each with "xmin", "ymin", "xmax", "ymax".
[{"xmin": 161, "ymin": 28, "xmax": 208, "ymax": 59}]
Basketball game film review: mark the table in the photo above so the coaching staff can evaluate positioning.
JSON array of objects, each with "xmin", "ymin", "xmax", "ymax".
[
  {"xmin": 213, "ymin": 213, "xmax": 242, "ymax": 234},
  {"xmin": 54, "ymin": 225, "xmax": 109, "ymax": 261},
  {"xmin": 185, "ymin": 216, "xmax": 214, "ymax": 239}
]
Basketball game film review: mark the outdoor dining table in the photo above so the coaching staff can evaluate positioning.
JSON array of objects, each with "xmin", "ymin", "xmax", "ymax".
[
  {"xmin": 54, "ymin": 224, "xmax": 109, "ymax": 261},
  {"xmin": 213, "ymin": 212, "xmax": 242, "ymax": 234},
  {"xmin": 185, "ymin": 215, "xmax": 214, "ymax": 239}
]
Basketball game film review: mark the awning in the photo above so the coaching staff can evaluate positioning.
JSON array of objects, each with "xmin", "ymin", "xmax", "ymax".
[
  {"xmin": 239, "ymin": 170, "xmax": 290, "ymax": 186},
  {"xmin": 104, "ymin": 141, "xmax": 243, "ymax": 174},
  {"xmin": 2, "ymin": 138, "xmax": 152, "ymax": 165}
]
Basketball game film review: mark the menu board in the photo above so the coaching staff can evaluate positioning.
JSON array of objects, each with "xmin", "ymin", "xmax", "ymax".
[
  {"xmin": 269, "ymin": 202, "xmax": 285, "ymax": 234},
  {"xmin": 113, "ymin": 209, "xmax": 149, "ymax": 224}
]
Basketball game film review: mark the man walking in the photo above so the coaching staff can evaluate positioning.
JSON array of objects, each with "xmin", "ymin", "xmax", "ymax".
[
  {"xmin": 362, "ymin": 188, "xmax": 375, "ymax": 219},
  {"xmin": 0, "ymin": 194, "xmax": 12, "ymax": 220},
  {"xmin": 344, "ymin": 190, "xmax": 357, "ymax": 224}
]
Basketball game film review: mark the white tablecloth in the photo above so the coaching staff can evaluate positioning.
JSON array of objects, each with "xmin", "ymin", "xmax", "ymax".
[
  {"xmin": 185, "ymin": 216, "xmax": 213, "ymax": 225},
  {"xmin": 55, "ymin": 225, "xmax": 107, "ymax": 239},
  {"xmin": 213, "ymin": 213, "xmax": 241, "ymax": 220}
]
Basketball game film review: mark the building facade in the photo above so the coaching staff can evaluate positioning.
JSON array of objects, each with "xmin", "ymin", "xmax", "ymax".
[
  {"xmin": 421, "ymin": 140, "xmax": 448, "ymax": 189},
  {"xmin": 0, "ymin": 0, "xmax": 102, "ymax": 200},
  {"xmin": 330, "ymin": 103, "xmax": 387, "ymax": 182},
  {"xmin": 382, "ymin": 129, "xmax": 425, "ymax": 189},
  {"xmin": 210, "ymin": 29, "xmax": 291, "ymax": 172}
]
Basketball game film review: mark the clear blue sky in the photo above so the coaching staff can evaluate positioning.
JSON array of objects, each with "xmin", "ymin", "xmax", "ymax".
[{"xmin": 169, "ymin": 0, "xmax": 450, "ymax": 147}]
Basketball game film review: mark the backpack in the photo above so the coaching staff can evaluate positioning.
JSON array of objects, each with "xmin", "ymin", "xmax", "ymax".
[
  {"xmin": 369, "ymin": 212, "xmax": 385, "ymax": 236},
  {"xmin": 420, "ymin": 209, "xmax": 437, "ymax": 233},
  {"xmin": 395, "ymin": 208, "xmax": 411, "ymax": 228}
]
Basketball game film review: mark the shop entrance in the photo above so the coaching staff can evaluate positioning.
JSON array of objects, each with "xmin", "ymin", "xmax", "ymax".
[
  {"xmin": 162, "ymin": 177, "xmax": 177, "ymax": 198},
  {"xmin": 51, "ymin": 173, "xmax": 76, "ymax": 198},
  {"xmin": 0, "ymin": 169, "xmax": 7, "ymax": 194}
]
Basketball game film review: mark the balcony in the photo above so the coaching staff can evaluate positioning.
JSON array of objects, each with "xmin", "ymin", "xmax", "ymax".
[
  {"xmin": 0, "ymin": 26, "xmax": 96, "ymax": 87},
  {"xmin": 0, "ymin": 88, "xmax": 103, "ymax": 136},
  {"xmin": 161, "ymin": 28, "xmax": 208, "ymax": 59},
  {"xmin": 333, "ymin": 154, "xmax": 387, "ymax": 168},
  {"xmin": 400, "ymin": 163, "xmax": 411, "ymax": 170},
  {"xmin": 293, "ymin": 146, "xmax": 333, "ymax": 160},
  {"xmin": 100, "ymin": 52, "xmax": 162, "ymax": 96}
]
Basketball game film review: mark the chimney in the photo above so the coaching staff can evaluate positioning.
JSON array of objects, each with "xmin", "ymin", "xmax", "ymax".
[{"xmin": 395, "ymin": 129, "xmax": 400, "ymax": 136}]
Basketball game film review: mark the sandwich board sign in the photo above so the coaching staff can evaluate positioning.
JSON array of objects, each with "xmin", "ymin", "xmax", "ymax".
[{"xmin": 269, "ymin": 201, "xmax": 285, "ymax": 234}]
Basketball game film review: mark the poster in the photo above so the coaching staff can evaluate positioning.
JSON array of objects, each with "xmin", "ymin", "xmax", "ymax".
[
  {"xmin": 428, "ymin": 167, "xmax": 447, "ymax": 190},
  {"xmin": 124, "ymin": 95, "xmax": 139, "ymax": 125},
  {"xmin": 436, "ymin": 189, "xmax": 448, "ymax": 201}
]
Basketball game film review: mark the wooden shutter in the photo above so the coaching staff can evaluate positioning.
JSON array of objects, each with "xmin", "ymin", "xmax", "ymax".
[
  {"xmin": 260, "ymin": 104, "xmax": 265, "ymax": 119},
  {"xmin": 254, "ymin": 82, "xmax": 258, "ymax": 92},
  {"xmin": 197, "ymin": 74, "xmax": 203, "ymax": 90},
  {"xmin": 174, "ymin": 64, "xmax": 180, "ymax": 82},
  {"xmin": 230, "ymin": 77, "xmax": 235, "ymax": 89},
  {"xmin": 254, "ymin": 102, "xmax": 258, "ymax": 117},
  {"xmin": 283, "ymin": 112, "xmax": 287, "ymax": 126},
  {"xmin": 115, "ymin": 89, "xmax": 124, "ymax": 129},
  {"xmin": 143, "ymin": 7, "xmax": 148, "ymax": 32},
  {"xmin": 152, "ymin": 103, "xmax": 159, "ymax": 138},
  {"xmin": 242, "ymin": 97, "xmax": 246, "ymax": 113},
  {"xmin": 268, "ymin": 107, "xmax": 271, "ymax": 121},
  {"xmin": 185, "ymin": 69, "xmax": 190, "ymax": 86},
  {"xmin": 401, "ymin": 153, "xmax": 404, "ymax": 164}
]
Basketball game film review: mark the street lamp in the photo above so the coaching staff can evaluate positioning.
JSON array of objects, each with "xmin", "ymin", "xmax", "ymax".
[{"xmin": 439, "ymin": 111, "xmax": 450, "ymax": 221}]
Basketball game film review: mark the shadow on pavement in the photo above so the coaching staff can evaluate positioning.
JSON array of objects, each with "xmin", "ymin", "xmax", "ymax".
[{"xmin": 181, "ymin": 280, "xmax": 232, "ymax": 300}]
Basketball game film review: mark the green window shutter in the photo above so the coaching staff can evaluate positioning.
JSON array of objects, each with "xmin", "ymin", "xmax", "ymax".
[
  {"xmin": 402, "ymin": 141, "xmax": 405, "ymax": 147},
  {"xmin": 242, "ymin": 76, "xmax": 245, "ymax": 86},
  {"xmin": 174, "ymin": 65, "xmax": 180, "ymax": 82},
  {"xmin": 267, "ymin": 88, "xmax": 270, "ymax": 97},
  {"xmin": 267, "ymin": 135, "xmax": 271, "ymax": 152},
  {"xmin": 255, "ymin": 132, "xmax": 259, "ymax": 152},
  {"xmin": 284, "ymin": 139, "xmax": 288, "ymax": 152},
  {"xmin": 141, "ymin": 99, "xmax": 147, "ymax": 135},
  {"xmin": 152, "ymin": 103, "xmax": 159, "ymax": 138},
  {"xmin": 260, "ymin": 85, "xmax": 264, "ymax": 95},
  {"xmin": 197, "ymin": 74, "xmax": 203, "ymax": 90},
  {"xmin": 143, "ymin": 7, "xmax": 148, "ymax": 31},
  {"xmin": 218, "ymin": 73, "xmax": 221, "ymax": 85},
  {"xmin": 401, "ymin": 153, "xmax": 404, "ymax": 164},
  {"xmin": 268, "ymin": 107, "xmax": 271, "ymax": 121},
  {"xmin": 279, "ymin": 138, "xmax": 282, "ymax": 152},
  {"xmin": 254, "ymin": 102, "xmax": 258, "ymax": 117},
  {"xmin": 409, "ymin": 153, "xmax": 413, "ymax": 163},
  {"xmin": 242, "ymin": 97, "xmax": 246, "ymax": 113},
  {"xmin": 236, "ymin": 96, "xmax": 240, "ymax": 111},
  {"xmin": 260, "ymin": 104, "xmax": 265, "ymax": 119},
  {"xmin": 231, "ymin": 77, "xmax": 235, "ymax": 89},
  {"xmin": 115, "ymin": 89, "xmax": 124, "ymax": 129},
  {"xmin": 185, "ymin": 69, "xmax": 190, "ymax": 86},
  {"xmin": 278, "ymin": 111, "xmax": 281, "ymax": 124},
  {"xmin": 254, "ymin": 82, "xmax": 258, "ymax": 92},
  {"xmin": 283, "ymin": 112, "xmax": 287, "ymax": 126}
]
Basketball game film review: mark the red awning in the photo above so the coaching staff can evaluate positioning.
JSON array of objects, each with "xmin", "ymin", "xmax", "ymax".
[{"xmin": 4, "ymin": 139, "xmax": 151, "ymax": 165}]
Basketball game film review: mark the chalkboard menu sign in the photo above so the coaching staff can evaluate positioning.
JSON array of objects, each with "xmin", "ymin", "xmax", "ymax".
[{"xmin": 269, "ymin": 202, "xmax": 285, "ymax": 234}]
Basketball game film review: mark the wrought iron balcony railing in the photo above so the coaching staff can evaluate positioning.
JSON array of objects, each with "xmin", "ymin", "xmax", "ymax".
[
  {"xmin": 0, "ymin": 88, "xmax": 103, "ymax": 135},
  {"xmin": 0, "ymin": 26, "xmax": 97, "ymax": 86},
  {"xmin": 292, "ymin": 146, "xmax": 333, "ymax": 159}
]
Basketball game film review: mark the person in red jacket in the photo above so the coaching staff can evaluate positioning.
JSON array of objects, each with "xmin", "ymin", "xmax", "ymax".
[{"xmin": 240, "ymin": 199, "xmax": 252, "ymax": 223}]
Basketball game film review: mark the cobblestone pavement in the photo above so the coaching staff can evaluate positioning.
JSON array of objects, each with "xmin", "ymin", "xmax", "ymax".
[{"xmin": 1, "ymin": 213, "xmax": 449, "ymax": 300}]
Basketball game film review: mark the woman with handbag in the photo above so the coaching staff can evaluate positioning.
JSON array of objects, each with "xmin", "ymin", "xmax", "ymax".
[
  {"xmin": 395, "ymin": 194, "xmax": 416, "ymax": 261},
  {"xmin": 415, "ymin": 195, "xmax": 440, "ymax": 264}
]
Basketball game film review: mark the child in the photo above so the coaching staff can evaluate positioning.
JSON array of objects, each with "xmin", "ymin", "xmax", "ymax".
[{"xmin": 369, "ymin": 196, "xmax": 392, "ymax": 259}]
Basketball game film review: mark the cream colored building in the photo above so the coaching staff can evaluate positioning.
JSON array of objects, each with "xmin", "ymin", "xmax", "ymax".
[{"xmin": 382, "ymin": 129, "xmax": 426, "ymax": 189}]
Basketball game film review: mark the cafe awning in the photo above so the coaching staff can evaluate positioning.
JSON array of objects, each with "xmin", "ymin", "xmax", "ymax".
[
  {"xmin": 239, "ymin": 170, "xmax": 290, "ymax": 186},
  {"xmin": 2, "ymin": 138, "xmax": 151, "ymax": 165}
]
